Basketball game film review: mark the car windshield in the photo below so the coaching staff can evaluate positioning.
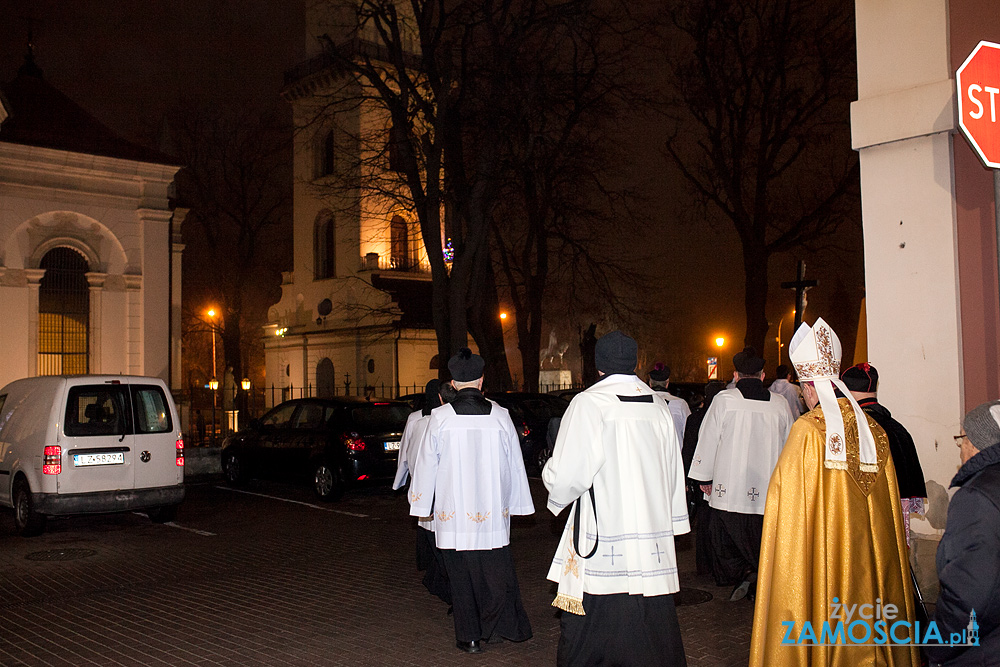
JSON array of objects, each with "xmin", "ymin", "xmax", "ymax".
[{"xmin": 350, "ymin": 404, "xmax": 410, "ymax": 432}]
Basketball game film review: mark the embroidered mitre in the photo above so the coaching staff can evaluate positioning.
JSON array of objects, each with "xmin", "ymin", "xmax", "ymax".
[{"xmin": 789, "ymin": 318, "xmax": 878, "ymax": 472}]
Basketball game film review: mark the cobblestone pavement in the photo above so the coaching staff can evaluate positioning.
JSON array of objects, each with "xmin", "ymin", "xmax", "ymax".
[{"xmin": 0, "ymin": 475, "xmax": 752, "ymax": 666}]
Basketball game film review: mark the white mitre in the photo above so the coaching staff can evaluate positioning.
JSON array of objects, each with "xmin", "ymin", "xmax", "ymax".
[{"xmin": 788, "ymin": 317, "xmax": 878, "ymax": 472}]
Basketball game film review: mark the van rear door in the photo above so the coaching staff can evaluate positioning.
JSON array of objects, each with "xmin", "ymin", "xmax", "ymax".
[
  {"xmin": 129, "ymin": 383, "xmax": 183, "ymax": 490},
  {"xmin": 58, "ymin": 384, "xmax": 135, "ymax": 494}
]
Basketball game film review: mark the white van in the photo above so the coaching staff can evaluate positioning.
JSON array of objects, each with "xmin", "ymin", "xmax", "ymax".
[{"xmin": 0, "ymin": 375, "xmax": 185, "ymax": 536}]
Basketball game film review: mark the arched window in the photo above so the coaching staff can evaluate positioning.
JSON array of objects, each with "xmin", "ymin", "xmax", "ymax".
[
  {"xmin": 314, "ymin": 211, "xmax": 335, "ymax": 280},
  {"xmin": 390, "ymin": 216, "xmax": 409, "ymax": 270},
  {"xmin": 317, "ymin": 130, "xmax": 335, "ymax": 178},
  {"xmin": 38, "ymin": 247, "xmax": 89, "ymax": 375},
  {"xmin": 316, "ymin": 358, "xmax": 336, "ymax": 398}
]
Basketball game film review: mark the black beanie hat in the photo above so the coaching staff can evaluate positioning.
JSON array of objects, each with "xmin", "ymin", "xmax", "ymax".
[
  {"xmin": 448, "ymin": 348, "xmax": 485, "ymax": 382},
  {"xmin": 733, "ymin": 346, "xmax": 765, "ymax": 375},
  {"xmin": 841, "ymin": 362, "xmax": 879, "ymax": 393},
  {"xmin": 595, "ymin": 330, "xmax": 638, "ymax": 375},
  {"xmin": 649, "ymin": 362, "xmax": 671, "ymax": 382}
]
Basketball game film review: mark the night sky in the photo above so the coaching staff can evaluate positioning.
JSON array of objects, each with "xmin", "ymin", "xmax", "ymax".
[{"xmin": 0, "ymin": 0, "xmax": 866, "ymax": 382}]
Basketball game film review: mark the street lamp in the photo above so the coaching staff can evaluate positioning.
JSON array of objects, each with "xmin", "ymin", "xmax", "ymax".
[
  {"xmin": 775, "ymin": 309, "xmax": 796, "ymax": 366},
  {"xmin": 207, "ymin": 308, "xmax": 218, "ymax": 444},
  {"xmin": 715, "ymin": 337, "xmax": 725, "ymax": 347},
  {"xmin": 241, "ymin": 378, "xmax": 251, "ymax": 391}
]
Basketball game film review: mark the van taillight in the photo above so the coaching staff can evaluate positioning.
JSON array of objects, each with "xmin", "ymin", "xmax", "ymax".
[
  {"xmin": 43, "ymin": 445, "xmax": 62, "ymax": 475},
  {"xmin": 175, "ymin": 438, "xmax": 184, "ymax": 466}
]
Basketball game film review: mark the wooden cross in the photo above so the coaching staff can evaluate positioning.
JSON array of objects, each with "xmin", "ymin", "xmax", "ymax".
[{"xmin": 781, "ymin": 260, "xmax": 818, "ymax": 332}]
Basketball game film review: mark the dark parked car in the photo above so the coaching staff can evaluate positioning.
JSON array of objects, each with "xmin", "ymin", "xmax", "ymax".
[
  {"xmin": 220, "ymin": 397, "xmax": 411, "ymax": 501},
  {"xmin": 486, "ymin": 392, "xmax": 569, "ymax": 473}
]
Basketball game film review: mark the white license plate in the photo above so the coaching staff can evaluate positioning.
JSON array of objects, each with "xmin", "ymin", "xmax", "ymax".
[
  {"xmin": 384, "ymin": 441, "xmax": 400, "ymax": 452},
  {"xmin": 74, "ymin": 452, "xmax": 125, "ymax": 467}
]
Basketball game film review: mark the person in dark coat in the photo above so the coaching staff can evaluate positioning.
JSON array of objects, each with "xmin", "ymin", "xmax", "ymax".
[
  {"xmin": 841, "ymin": 363, "xmax": 927, "ymax": 545},
  {"xmin": 682, "ymin": 380, "xmax": 727, "ymax": 577},
  {"xmin": 926, "ymin": 400, "xmax": 1000, "ymax": 666}
]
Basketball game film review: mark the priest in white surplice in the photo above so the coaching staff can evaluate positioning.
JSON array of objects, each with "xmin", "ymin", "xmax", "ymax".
[
  {"xmin": 649, "ymin": 362, "xmax": 691, "ymax": 443},
  {"xmin": 689, "ymin": 346, "xmax": 794, "ymax": 601},
  {"xmin": 768, "ymin": 364, "xmax": 805, "ymax": 417},
  {"xmin": 408, "ymin": 348, "xmax": 534, "ymax": 654},
  {"xmin": 393, "ymin": 379, "xmax": 451, "ymax": 606},
  {"xmin": 543, "ymin": 331, "xmax": 689, "ymax": 667}
]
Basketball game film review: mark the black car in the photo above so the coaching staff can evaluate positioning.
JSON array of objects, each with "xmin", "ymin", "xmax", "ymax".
[
  {"xmin": 220, "ymin": 397, "xmax": 411, "ymax": 501},
  {"xmin": 486, "ymin": 392, "xmax": 569, "ymax": 472}
]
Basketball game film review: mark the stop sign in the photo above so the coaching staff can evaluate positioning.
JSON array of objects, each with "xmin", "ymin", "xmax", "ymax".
[{"xmin": 957, "ymin": 41, "xmax": 1000, "ymax": 169}]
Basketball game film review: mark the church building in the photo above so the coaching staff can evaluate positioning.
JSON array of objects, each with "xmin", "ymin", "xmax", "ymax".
[
  {"xmin": 0, "ymin": 52, "xmax": 184, "ymax": 391},
  {"xmin": 263, "ymin": 10, "xmax": 438, "ymax": 404}
]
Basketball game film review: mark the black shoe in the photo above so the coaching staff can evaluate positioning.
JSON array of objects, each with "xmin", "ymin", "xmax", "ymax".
[
  {"xmin": 729, "ymin": 579, "xmax": 750, "ymax": 601},
  {"xmin": 456, "ymin": 640, "xmax": 483, "ymax": 654}
]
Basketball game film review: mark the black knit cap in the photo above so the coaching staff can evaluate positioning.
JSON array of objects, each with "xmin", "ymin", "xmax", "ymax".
[
  {"xmin": 595, "ymin": 330, "xmax": 638, "ymax": 375},
  {"xmin": 448, "ymin": 347, "xmax": 485, "ymax": 382},
  {"xmin": 649, "ymin": 362, "xmax": 671, "ymax": 382},
  {"xmin": 733, "ymin": 346, "xmax": 765, "ymax": 375},
  {"xmin": 841, "ymin": 362, "xmax": 879, "ymax": 393}
]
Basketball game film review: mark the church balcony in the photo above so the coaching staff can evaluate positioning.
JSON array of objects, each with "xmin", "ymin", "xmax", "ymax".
[{"xmin": 360, "ymin": 252, "xmax": 430, "ymax": 276}]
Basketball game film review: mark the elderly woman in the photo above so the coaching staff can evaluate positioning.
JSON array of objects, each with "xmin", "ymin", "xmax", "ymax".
[{"xmin": 926, "ymin": 400, "xmax": 1000, "ymax": 666}]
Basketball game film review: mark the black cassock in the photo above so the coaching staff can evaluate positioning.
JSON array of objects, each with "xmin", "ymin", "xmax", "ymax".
[{"xmin": 857, "ymin": 398, "xmax": 927, "ymax": 498}]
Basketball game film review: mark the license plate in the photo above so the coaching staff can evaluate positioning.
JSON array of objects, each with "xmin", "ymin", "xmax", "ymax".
[
  {"xmin": 74, "ymin": 452, "xmax": 125, "ymax": 467},
  {"xmin": 384, "ymin": 441, "xmax": 400, "ymax": 452}
]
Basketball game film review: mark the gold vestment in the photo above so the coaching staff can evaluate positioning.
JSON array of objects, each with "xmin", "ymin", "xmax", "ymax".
[{"xmin": 749, "ymin": 399, "xmax": 920, "ymax": 667}]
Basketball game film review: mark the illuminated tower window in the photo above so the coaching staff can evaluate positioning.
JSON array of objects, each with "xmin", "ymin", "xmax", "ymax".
[
  {"xmin": 390, "ymin": 215, "xmax": 409, "ymax": 270},
  {"xmin": 38, "ymin": 247, "xmax": 89, "ymax": 375}
]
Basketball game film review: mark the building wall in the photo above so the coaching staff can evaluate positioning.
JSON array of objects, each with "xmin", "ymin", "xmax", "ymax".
[
  {"xmin": 0, "ymin": 142, "xmax": 179, "ymax": 389},
  {"xmin": 853, "ymin": 0, "xmax": 1000, "ymax": 595},
  {"xmin": 951, "ymin": 0, "xmax": 1000, "ymax": 407}
]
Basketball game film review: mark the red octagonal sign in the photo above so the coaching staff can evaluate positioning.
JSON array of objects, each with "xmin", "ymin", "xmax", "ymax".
[{"xmin": 958, "ymin": 41, "xmax": 1000, "ymax": 169}]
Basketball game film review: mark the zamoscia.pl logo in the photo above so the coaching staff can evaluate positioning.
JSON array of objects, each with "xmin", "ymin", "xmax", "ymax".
[{"xmin": 781, "ymin": 598, "xmax": 979, "ymax": 647}]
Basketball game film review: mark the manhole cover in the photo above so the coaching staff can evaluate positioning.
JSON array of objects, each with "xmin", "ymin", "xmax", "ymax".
[
  {"xmin": 25, "ymin": 549, "xmax": 96, "ymax": 562},
  {"xmin": 675, "ymin": 587, "xmax": 713, "ymax": 607}
]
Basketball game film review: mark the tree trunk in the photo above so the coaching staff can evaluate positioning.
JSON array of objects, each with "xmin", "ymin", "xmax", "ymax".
[
  {"xmin": 468, "ymin": 245, "xmax": 513, "ymax": 392},
  {"xmin": 579, "ymin": 323, "xmax": 598, "ymax": 386},
  {"xmin": 742, "ymin": 244, "xmax": 770, "ymax": 354}
]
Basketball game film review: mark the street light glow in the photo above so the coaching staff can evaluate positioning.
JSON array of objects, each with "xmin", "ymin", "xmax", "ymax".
[
  {"xmin": 207, "ymin": 308, "xmax": 216, "ymax": 318},
  {"xmin": 715, "ymin": 337, "xmax": 726, "ymax": 347},
  {"xmin": 499, "ymin": 312, "xmax": 508, "ymax": 320}
]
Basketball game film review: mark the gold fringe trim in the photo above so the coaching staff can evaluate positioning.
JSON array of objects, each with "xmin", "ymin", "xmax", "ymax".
[
  {"xmin": 824, "ymin": 459, "xmax": 848, "ymax": 470},
  {"xmin": 859, "ymin": 463, "xmax": 879, "ymax": 473},
  {"xmin": 552, "ymin": 593, "xmax": 586, "ymax": 615}
]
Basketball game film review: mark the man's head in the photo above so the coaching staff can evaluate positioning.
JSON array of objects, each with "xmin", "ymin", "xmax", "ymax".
[
  {"xmin": 801, "ymin": 381, "xmax": 819, "ymax": 410},
  {"xmin": 649, "ymin": 362, "xmax": 671, "ymax": 390},
  {"xmin": 841, "ymin": 362, "xmax": 879, "ymax": 401},
  {"xmin": 733, "ymin": 346, "xmax": 765, "ymax": 380},
  {"xmin": 448, "ymin": 347, "xmax": 485, "ymax": 390},
  {"xmin": 422, "ymin": 378, "xmax": 442, "ymax": 416},
  {"xmin": 595, "ymin": 330, "xmax": 638, "ymax": 376},
  {"xmin": 775, "ymin": 364, "xmax": 792, "ymax": 380},
  {"xmin": 961, "ymin": 400, "xmax": 1000, "ymax": 464}
]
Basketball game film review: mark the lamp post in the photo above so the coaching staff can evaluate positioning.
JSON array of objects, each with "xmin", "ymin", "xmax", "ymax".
[
  {"xmin": 207, "ymin": 308, "xmax": 218, "ymax": 444},
  {"xmin": 775, "ymin": 309, "xmax": 795, "ymax": 366},
  {"xmin": 241, "ymin": 377, "xmax": 251, "ymax": 422}
]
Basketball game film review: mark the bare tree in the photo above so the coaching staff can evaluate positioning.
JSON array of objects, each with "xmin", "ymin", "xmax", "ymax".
[
  {"xmin": 662, "ymin": 0, "xmax": 858, "ymax": 351},
  {"xmin": 488, "ymin": 0, "xmax": 650, "ymax": 390},
  {"xmin": 172, "ymin": 104, "xmax": 291, "ymax": 411}
]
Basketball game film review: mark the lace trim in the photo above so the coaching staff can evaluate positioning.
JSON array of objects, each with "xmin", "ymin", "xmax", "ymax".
[{"xmin": 553, "ymin": 593, "xmax": 585, "ymax": 615}]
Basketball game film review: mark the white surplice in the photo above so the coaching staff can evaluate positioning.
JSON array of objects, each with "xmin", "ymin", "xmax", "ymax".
[
  {"xmin": 654, "ymin": 390, "xmax": 691, "ymax": 444},
  {"xmin": 393, "ymin": 409, "xmax": 434, "ymax": 530},
  {"xmin": 768, "ymin": 378, "xmax": 805, "ymax": 417},
  {"xmin": 543, "ymin": 374, "xmax": 690, "ymax": 610},
  {"xmin": 688, "ymin": 388, "xmax": 794, "ymax": 515},
  {"xmin": 408, "ymin": 402, "xmax": 534, "ymax": 550}
]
